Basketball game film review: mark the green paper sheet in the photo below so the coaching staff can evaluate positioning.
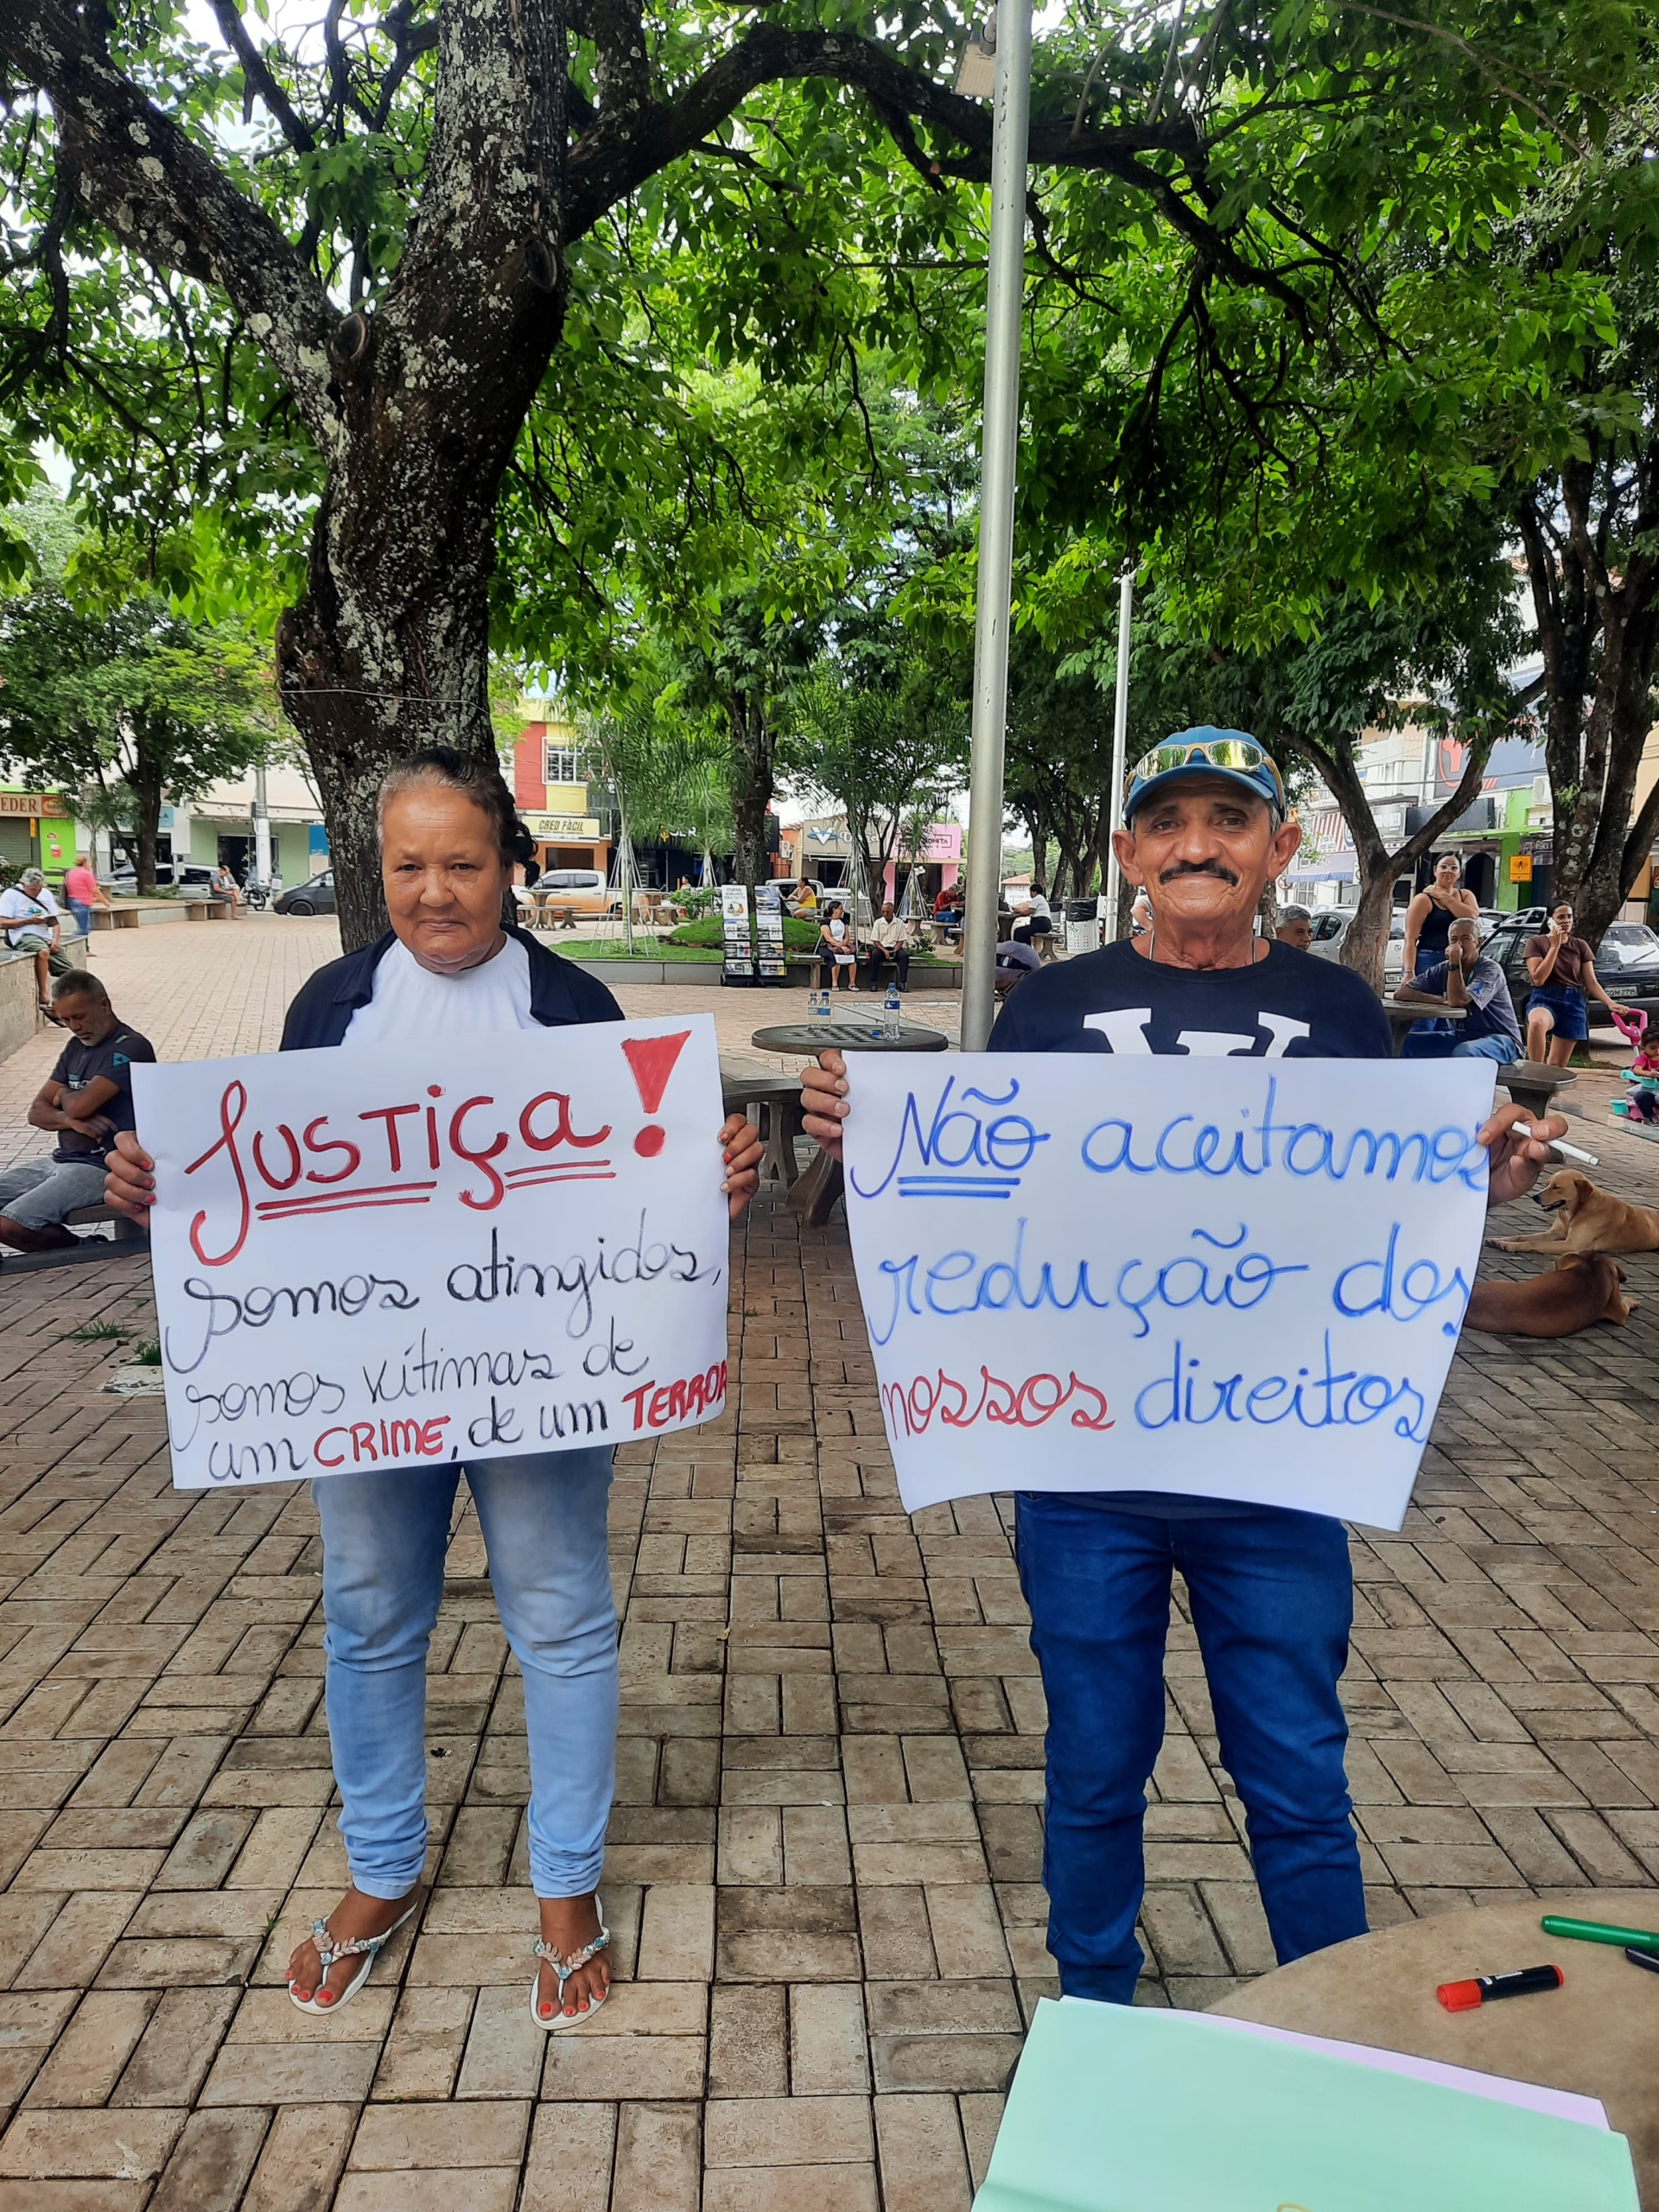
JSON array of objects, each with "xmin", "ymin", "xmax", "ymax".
[{"xmin": 974, "ymin": 1999, "xmax": 1639, "ymax": 2212}]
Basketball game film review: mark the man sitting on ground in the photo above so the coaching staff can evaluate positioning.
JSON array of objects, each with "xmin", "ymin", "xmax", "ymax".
[
  {"xmin": 1395, "ymin": 915, "xmax": 1522, "ymax": 1064},
  {"xmin": 0, "ymin": 868, "xmax": 72, "ymax": 1017},
  {"xmin": 864, "ymin": 900, "xmax": 914, "ymax": 993},
  {"xmin": 0, "ymin": 972, "xmax": 156, "ymax": 1254},
  {"xmin": 1275, "ymin": 905, "xmax": 1313, "ymax": 951}
]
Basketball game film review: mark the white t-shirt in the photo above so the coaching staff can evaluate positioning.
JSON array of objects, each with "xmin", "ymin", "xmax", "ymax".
[
  {"xmin": 342, "ymin": 935, "xmax": 537, "ymax": 1046},
  {"xmin": 0, "ymin": 887, "xmax": 58, "ymax": 944}
]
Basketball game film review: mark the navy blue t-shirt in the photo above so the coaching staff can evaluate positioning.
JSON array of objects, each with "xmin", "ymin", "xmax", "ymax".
[
  {"xmin": 49, "ymin": 1022, "xmax": 156, "ymax": 1165},
  {"xmin": 988, "ymin": 937, "xmax": 1393, "ymax": 1062},
  {"xmin": 988, "ymin": 938, "xmax": 1391, "ymax": 1513}
]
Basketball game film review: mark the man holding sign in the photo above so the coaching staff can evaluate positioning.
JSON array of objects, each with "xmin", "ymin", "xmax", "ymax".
[
  {"xmin": 111, "ymin": 749, "xmax": 763, "ymax": 2033},
  {"xmin": 804, "ymin": 731, "xmax": 1563, "ymax": 2005}
]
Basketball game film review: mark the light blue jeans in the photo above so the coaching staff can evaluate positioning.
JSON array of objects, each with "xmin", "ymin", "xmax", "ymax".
[{"xmin": 313, "ymin": 1446, "xmax": 617, "ymax": 1900}]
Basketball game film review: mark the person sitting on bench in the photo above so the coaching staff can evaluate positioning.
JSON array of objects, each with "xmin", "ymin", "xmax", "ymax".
[
  {"xmin": 1010, "ymin": 879, "xmax": 1055, "ymax": 957},
  {"xmin": 863, "ymin": 901, "xmax": 914, "ymax": 993},
  {"xmin": 0, "ymin": 972, "xmax": 156, "ymax": 1255},
  {"xmin": 0, "ymin": 868, "xmax": 73, "ymax": 1017}
]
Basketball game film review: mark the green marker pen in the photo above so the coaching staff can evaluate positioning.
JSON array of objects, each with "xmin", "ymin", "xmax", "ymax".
[{"xmin": 1541, "ymin": 1914, "xmax": 1659, "ymax": 1955}]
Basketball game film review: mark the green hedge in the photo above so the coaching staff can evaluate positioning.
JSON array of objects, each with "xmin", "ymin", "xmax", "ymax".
[{"xmin": 666, "ymin": 914, "xmax": 823, "ymax": 950}]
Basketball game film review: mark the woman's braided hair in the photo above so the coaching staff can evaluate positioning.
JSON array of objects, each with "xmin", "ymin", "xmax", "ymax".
[{"xmin": 376, "ymin": 747, "xmax": 541, "ymax": 887}]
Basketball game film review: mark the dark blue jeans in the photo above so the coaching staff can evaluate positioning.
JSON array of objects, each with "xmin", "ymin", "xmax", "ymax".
[{"xmin": 1014, "ymin": 1493, "xmax": 1366, "ymax": 2002}]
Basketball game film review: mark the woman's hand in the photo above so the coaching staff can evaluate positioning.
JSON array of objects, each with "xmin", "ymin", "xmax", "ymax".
[
  {"xmin": 801, "ymin": 1049, "xmax": 848, "ymax": 1164},
  {"xmin": 1478, "ymin": 1103, "xmax": 1567, "ymax": 1207},
  {"xmin": 105, "ymin": 1129, "xmax": 156, "ymax": 1223},
  {"xmin": 720, "ymin": 1111, "xmax": 764, "ymax": 1220}
]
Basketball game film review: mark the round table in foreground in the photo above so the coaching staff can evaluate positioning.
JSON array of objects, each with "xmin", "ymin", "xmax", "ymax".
[
  {"xmin": 1209, "ymin": 1893, "xmax": 1659, "ymax": 2203},
  {"xmin": 750, "ymin": 1020, "xmax": 950, "ymax": 1056}
]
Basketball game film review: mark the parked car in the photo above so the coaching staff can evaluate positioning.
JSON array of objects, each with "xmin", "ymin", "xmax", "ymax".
[
  {"xmin": 100, "ymin": 861, "xmax": 219, "ymax": 894},
  {"xmin": 537, "ymin": 867, "xmax": 622, "ymax": 916},
  {"xmin": 275, "ymin": 870, "xmax": 336, "ymax": 916},
  {"xmin": 1304, "ymin": 909, "xmax": 1406, "ymax": 989},
  {"xmin": 1483, "ymin": 914, "xmax": 1659, "ymax": 1030}
]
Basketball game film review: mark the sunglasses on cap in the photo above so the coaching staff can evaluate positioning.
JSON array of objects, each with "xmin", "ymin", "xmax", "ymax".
[{"xmin": 1124, "ymin": 731, "xmax": 1286, "ymax": 821}]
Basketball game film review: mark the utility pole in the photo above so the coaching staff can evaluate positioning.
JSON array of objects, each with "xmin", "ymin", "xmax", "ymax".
[
  {"xmin": 957, "ymin": 0, "xmax": 1033, "ymax": 1052},
  {"xmin": 252, "ymin": 757, "xmax": 271, "ymax": 889},
  {"xmin": 1101, "ymin": 568, "xmax": 1135, "ymax": 938}
]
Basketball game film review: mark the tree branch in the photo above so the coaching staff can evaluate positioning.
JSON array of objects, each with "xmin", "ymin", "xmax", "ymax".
[
  {"xmin": 208, "ymin": 0, "xmax": 315, "ymax": 153},
  {"xmin": 0, "ymin": 0, "xmax": 339, "ymax": 443},
  {"xmin": 563, "ymin": 26, "xmax": 1200, "ymax": 241}
]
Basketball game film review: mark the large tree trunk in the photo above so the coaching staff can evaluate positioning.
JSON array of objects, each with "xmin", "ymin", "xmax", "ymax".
[
  {"xmin": 728, "ymin": 694, "xmax": 775, "ymax": 898},
  {"xmin": 276, "ymin": 446, "xmax": 524, "ymax": 950},
  {"xmin": 1518, "ymin": 460, "xmax": 1659, "ymax": 949},
  {"xmin": 270, "ymin": 0, "xmax": 569, "ymax": 950},
  {"xmin": 1281, "ymin": 728, "xmax": 1494, "ymax": 992},
  {"xmin": 130, "ymin": 753, "xmax": 166, "ymax": 896}
]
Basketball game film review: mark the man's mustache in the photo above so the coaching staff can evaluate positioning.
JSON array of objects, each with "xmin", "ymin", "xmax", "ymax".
[{"xmin": 1158, "ymin": 860, "xmax": 1239, "ymax": 886}]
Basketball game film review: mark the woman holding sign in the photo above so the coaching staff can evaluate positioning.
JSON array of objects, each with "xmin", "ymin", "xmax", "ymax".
[
  {"xmin": 804, "ymin": 729, "xmax": 1566, "ymax": 2007},
  {"xmin": 109, "ymin": 750, "xmax": 763, "ymax": 2030}
]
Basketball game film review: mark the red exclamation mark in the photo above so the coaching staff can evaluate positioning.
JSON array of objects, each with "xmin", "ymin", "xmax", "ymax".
[{"xmin": 621, "ymin": 1031, "xmax": 691, "ymax": 1156}]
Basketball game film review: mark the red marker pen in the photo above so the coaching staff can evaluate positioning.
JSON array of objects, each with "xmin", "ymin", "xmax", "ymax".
[{"xmin": 1437, "ymin": 1964, "xmax": 1563, "ymax": 2012}]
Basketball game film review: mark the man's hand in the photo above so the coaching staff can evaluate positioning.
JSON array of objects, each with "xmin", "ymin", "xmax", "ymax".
[
  {"xmin": 720, "ymin": 1111, "xmax": 764, "ymax": 1220},
  {"xmin": 801, "ymin": 1049, "xmax": 848, "ymax": 1163},
  {"xmin": 1479, "ymin": 1103, "xmax": 1567, "ymax": 1207},
  {"xmin": 105, "ymin": 1129, "xmax": 156, "ymax": 1223}
]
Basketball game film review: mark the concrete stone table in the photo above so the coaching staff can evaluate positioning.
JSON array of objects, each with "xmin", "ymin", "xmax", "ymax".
[
  {"xmin": 1379, "ymin": 998, "xmax": 1469, "ymax": 1056},
  {"xmin": 1209, "ymin": 1893, "xmax": 1659, "ymax": 2202}
]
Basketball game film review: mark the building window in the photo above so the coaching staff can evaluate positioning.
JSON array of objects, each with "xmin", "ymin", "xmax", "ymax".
[{"xmin": 545, "ymin": 745, "xmax": 584, "ymax": 785}]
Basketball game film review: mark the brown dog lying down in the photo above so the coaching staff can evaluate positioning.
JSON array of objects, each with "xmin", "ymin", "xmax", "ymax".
[
  {"xmin": 1490, "ymin": 1167, "xmax": 1659, "ymax": 1257},
  {"xmin": 1465, "ymin": 1255, "xmax": 1636, "ymax": 1337}
]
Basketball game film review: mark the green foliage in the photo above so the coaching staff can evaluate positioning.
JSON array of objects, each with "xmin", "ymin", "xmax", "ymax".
[
  {"xmin": 0, "ymin": 584, "xmax": 273, "ymax": 884},
  {"xmin": 666, "ymin": 913, "xmax": 820, "ymax": 950}
]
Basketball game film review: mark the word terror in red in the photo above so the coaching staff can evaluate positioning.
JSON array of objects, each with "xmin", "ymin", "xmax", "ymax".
[
  {"xmin": 621, "ymin": 1362, "xmax": 729, "ymax": 1433},
  {"xmin": 883, "ymin": 1368, "xmax": 1115, "ymax": 1438},
  {"xmin": 183, "ymin": 1077, "xmax": 613, "ymax": 1265}
]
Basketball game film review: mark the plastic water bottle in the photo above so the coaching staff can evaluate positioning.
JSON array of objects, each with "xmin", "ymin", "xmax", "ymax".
[
  {"xmin": 811, "ymin": 987, "xmax": 829, "ymax": 1023},
  {"xmin": 883, "ymin": 982, "xmax": 901, "ymax": 1039}
]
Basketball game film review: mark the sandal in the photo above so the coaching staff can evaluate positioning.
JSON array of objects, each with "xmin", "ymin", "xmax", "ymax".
[
  {"xmin": 288, "ymin": 1897, "xmax": 418, "ymax": 2015},
  {"xmin": 529, "ymin": 1897, "xmax": 610, "ymax": 2031}
]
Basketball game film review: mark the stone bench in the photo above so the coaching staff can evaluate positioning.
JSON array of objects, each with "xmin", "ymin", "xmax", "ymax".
[
  {"xmin": 721, "ymin": 1068, "xmax": 806, "ymax": 1191},
  {"xmin": 65, "ymin": 1203, "xmax": 147, "ymax": 1244}
]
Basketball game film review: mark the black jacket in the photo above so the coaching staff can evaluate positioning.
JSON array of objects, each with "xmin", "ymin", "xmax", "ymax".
[{"xmin": 278, "ymin": 926, "xmax": 624, "ymax": 1050}]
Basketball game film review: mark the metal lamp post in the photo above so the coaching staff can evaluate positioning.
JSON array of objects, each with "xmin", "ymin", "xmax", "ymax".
[
  {"xmin": 958, "ymin": 0, "xmax": 1033, "ymax": 1053},
  {"xmin": 1100, "ymin": 566, "xmax": 1135, "ymax": 937}
]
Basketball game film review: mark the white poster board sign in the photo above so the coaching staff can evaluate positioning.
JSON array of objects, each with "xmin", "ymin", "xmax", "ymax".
[
  {"xmin": 842, "ymin": 1056, "xmax": 1495, "ymax": 1529},
  {"xmin": 133, "ymin": 1014, "xmax": 729, "ymax": 1490}
]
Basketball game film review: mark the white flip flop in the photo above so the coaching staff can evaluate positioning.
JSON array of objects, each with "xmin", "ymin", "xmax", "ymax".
[
  {"xmin": 529, "ymin": 1897, "xmax": 611, "ymax": 2031},
  {"xmin": 289, "ymin": 1898, "xmax": 419, "ymax": 2016}
]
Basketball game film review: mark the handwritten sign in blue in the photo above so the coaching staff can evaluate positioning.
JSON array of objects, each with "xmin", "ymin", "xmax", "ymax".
[{"xmin": 841, "ymin": 1057, "xmax": 1496, "ymax": 1527}]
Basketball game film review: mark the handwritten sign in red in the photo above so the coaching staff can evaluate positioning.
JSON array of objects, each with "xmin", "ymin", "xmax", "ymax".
[{"xmin": 133, "ymin": 1015, "xmax": 729, "ymax": 1489}]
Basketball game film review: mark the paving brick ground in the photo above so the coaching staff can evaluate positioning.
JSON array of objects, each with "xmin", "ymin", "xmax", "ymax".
[{"xmin": 0, "ymin": 918, "xmax": 1655, "ymax": 2207}]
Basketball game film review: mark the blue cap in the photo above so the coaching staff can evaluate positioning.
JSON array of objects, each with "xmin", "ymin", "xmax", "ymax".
[{"xmin": 1124, "ymin": 728, "xmax": 1287, "ymax": 823}]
